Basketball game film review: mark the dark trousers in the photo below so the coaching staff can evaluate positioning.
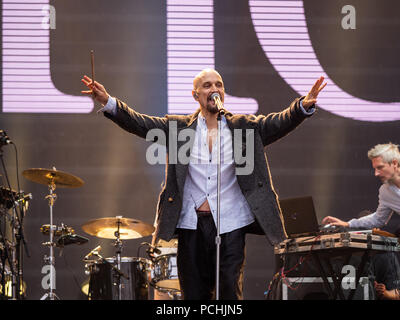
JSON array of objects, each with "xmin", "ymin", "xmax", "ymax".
[{"xmin": 176, "ymin": 213, "xmax": 246, "ymax": 300}]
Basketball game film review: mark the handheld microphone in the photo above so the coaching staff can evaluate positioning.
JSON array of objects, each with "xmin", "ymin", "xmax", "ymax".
[
  {"xmin": 210, "ymin": 92, "xmax": 224, "ymax": 114},
  {"xmin": 84, "ymin": 245, "xmax": 101, "ymax": 260}
]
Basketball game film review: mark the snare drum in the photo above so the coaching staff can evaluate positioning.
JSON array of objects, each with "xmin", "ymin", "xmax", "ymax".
[
  {"xmin": 151, "ymin": 253, "xmax": 180, "ymax": 292},
  {"xmin": 88, "ymin": 257, "xmax": 150, "ymax": 300}
]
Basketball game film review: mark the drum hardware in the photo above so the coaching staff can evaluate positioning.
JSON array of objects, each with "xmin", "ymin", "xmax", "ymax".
[
  {"xmin": 138, "ymin": 242, "xmax": 161, "ymax": 260},
  {"xmin": 83, "ymin": 245, "xmax": 102, "ymax": 261},
  {"xmin": 23, "ymin": 167, "xmax": 84, "ymax": 300},
  {"xmin": 56, "ymin": 234, "xmax": 88, "ymax": 247},
  {"xmin": 0, "ymin": 192, "xmax": 31, "ymax": 300},
  {"xmin": 141, "ymin": 240, "xmax": 182, "ymax": 300},
  {"xmin": 0, "ymin": 238, "xmax": 14, "ymax": 299},
  {"xmin": 111, "ymin": 217, "xmax": 130, "ymax": 300},
  {"xmin": 0, "ymin": 206, "xmax": 29, "ymax": 301},
  {"xmin": 40, "ymin": 223, "xmax": 88, "ymax": 248},
  {"xmin": 0, "ymin": 265, "xmax": 27, "ymax": 299},
  {"xmin": 40, "ymin": 224, "xmax": 74, "ymax": 237},
  {"xmin": 83, "ymin": 245, "xmax": 130, "ymax": 280},
  {"xmin": 1, "ymin": 187, "xmax": 32, "ymax": 300},
  {"xmin": 83, "ymin": 247, "xmax": 100, "ymax": 298},
  {"xmin": 0, "ymin": 187, "xmax": 31, "ymax": 210},
  {"xmin": 153, "ymin": 285, "xmax": 182, "ymax": 300},
  {"xmin": 155, "ymin": 238, "xmax": 178, "ymax": 248},
  {"xmin": 0, "ymin": 134, "xmax": 32, "ymax": 300}
]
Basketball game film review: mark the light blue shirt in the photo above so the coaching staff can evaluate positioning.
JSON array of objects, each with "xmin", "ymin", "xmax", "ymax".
[
  {"xmin": 176, "ymin": 112, "xmax": 255, "ymax": 233},
  {"xmin": 348, "ymin": 183, "xmax": 400, "ymax": 229}
]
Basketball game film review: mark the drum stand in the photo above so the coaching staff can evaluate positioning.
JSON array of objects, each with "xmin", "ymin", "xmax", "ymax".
[{"xmin": 40, "ymin": 181, "xmax": 59, "ymax": 300}]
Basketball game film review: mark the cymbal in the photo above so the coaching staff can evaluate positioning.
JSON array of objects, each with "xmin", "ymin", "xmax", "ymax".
[
  {"xmin": 22, "ymin": 168, "xmax": 84, "ymax": 188},
  {"xmin": 81, "ymin": 216, "xmax": 154, "ymax": 240}
]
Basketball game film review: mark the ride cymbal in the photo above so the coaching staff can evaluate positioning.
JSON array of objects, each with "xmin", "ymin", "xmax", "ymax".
[{"xmin": 81, "ymin": 216, "xmax": 154, "ymax": 240}]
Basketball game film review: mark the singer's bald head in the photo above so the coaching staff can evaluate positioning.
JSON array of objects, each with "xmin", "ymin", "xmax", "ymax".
[{"xmin": 193, "ymin": 68, "xmax": 223, "ymax": 91}]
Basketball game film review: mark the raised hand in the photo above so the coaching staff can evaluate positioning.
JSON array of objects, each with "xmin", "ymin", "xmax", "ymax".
[
  {"xmin": 81, "ymin": 75, "xmax": 109, "ymax": 106},
  {"xmin": 303, "ymin": 76, "xmax": 327, "ymax": 110}
]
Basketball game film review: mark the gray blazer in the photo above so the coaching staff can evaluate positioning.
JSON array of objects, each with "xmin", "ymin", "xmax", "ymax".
[{"xmin": 104, "ymin": 97, "xmax": 313, "ymax": 245}]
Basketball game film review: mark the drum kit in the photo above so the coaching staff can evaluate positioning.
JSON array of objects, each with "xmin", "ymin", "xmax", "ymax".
[
  {"xmin": 81, "ymin": 219, "xmax": 181, "ymax": 300},
  {"xmin": 2, "ymin": 167, "xmax": 181, "ymax": 300}
]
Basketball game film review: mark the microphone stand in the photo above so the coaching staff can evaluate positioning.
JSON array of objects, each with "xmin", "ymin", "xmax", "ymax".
[
  {"xmin": 12, "ymin": 195, "xmax": 30, "ymax": 300},
  {"xmin": 214, "ymin": 99, "xmax": 224, "ymax": 300}
]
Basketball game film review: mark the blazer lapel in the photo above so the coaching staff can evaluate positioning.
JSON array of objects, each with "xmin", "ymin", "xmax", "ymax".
[{"xmin": 174, "ymin": 109, "xmax": 200, "ymax": 198}]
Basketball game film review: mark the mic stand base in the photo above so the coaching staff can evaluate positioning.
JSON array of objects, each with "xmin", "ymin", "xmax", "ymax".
[{"xmin": 40, "ymin": 292, "xmax": 60, "ymax": 301}]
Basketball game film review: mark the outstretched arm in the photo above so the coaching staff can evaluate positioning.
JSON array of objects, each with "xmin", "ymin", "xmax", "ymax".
[
  {"xmin": 257, "ymin": 77, "xmax": 327, "ymax": 146},
  {"xmin": 80, "ymin": 75, "xmax": 168, "ymax": 140}
]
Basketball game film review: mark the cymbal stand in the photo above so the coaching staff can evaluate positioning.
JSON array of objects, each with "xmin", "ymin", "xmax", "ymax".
[
  {"xmin": 40, "ymin": 180, "xmax": 59, "ymax": 300},
  {"xmin": 114, "ymin": 218, "xmax": 123, "ymax": 300}
]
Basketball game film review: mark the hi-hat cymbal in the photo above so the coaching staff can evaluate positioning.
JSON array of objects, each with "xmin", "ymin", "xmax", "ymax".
[
  {"xmin": 81, "ymin": 216, "xmax": 154, "ymax": 240},
  {"xmin": 22, "ymin": 168, "xmax": 84, "ymax": 188}
]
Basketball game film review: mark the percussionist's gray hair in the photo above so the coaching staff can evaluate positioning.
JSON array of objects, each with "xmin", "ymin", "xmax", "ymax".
[{"xmin": 367, "ymin": 143, "xmax": 400, "ymax": 163}]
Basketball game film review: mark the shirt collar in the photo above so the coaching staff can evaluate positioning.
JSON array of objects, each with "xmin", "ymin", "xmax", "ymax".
[{"xmin": 197, "ymin": 111, "xmax": 226, "ymax": 129}]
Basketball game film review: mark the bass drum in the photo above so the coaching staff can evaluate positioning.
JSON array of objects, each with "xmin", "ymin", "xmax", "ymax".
[{"xmin": 88, "ymin": 257, "xmax": 151, "ymax": 300}]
